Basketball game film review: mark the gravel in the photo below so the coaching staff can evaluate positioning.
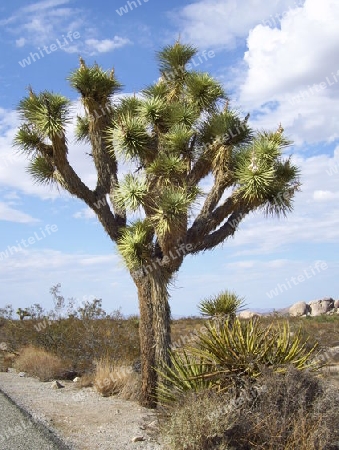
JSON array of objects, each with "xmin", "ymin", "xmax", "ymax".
[{"xmin": 0, "ymin": 372, "xmax": 162, "ymax": 450}]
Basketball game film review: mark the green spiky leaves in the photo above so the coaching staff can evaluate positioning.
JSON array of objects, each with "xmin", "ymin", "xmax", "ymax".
[
  {"xmin": 235, "ymin": 131, "xmax": 299, "ymax": 208},
  {"xmin": 114, "ymin": 174, "xmax": 148, "ymax": 212},
  {"xmin": 151, "ymin": 187, "xmax": 199, "ymax": 237},
  {"xmin": 13, "ymin": 124, "xmax": 45, "ymax": 156},
  {"xmin": 27, "ymin": 156, "xmax": 55, "ymax": 186},
  {"xmin": 157, "ymin": 318, "xmax": 320, "ymax": 403},
  {"xmin": 137, "ymin": 96, "xmax": 168, "ymax": 129},
  {"xmin": 157, "ymin": 42, "xmax": 197, "ymax": 76},
  {"xmin": 108, "ymin": 113, "xmax": 153, "ymax": 162},
  {"xmin": 147, "ymin": 154, "xmax": 187, "ymax": 184},
  {"xmin": 68, "ymin": 61, "xmax": 122, "ymax": 107},
  {"xmin": 186, "ymin": 72, "xmax": 226, "ymax": 112},
  {"xmin": 75, "ymin": 116, "xmax": 90, "ymax": 143},
  {"xmin": 165, "ymin": 124, "xmax": 195, "ymax": 154},
  {"xmin": 117, "ymin": 221, "xmax": 152, "ymax": 270},
  {"xmin": 17, "ymin": 91, "xmax": 70, "ymax": 140},
  {"xmin": 198, "ymin": 290, "xmax": 246, "ymax": 319},
  {"xmin": 199, "ymin": 110, "xmax": 252, "ymax": 148}
]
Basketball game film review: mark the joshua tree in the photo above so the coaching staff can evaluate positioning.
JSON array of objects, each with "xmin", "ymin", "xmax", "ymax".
[
  {"xmin": 16, "ymin": 308, "xmax": 31, "ymax": 321},
  {"xmin": 14, "ymin": 42, "xmax": 300, "ymax": 407}
]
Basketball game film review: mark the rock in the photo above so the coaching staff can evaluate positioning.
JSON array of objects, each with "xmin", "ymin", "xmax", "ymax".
[
  {"xmin": 238, "ymin": 311, "xmax": 260, "ymax": 319},
  {"xmin": 0, "ymin": 342, "xmax": 8, "ymax": 351},
  {"xmin": 131, "ymin": 436, "xmax": 145, "ymax": 442},
  {"xmin": 132, "ymin": 359, "xmax": 141, "ymax": 374},
  {"xmin": 73, "ymin": 377, "xmax": 81, "ymax": 383},
  {"xmin": 18, "ymin": 372, "xmax": 26, "ymax": 377},
  {"xmin": 289, "ymin": 301, "xmax": 309, "ymax": 317},
  {"xmin": 51, "ymin": 380, "xmax": 64, "ymax": 389},
  {"xmin": 334, "ymin": 300, "xmax": 339, "ymax": 309},
  {"xmin": 309, "ymin": 298, "xmax": 334, "ymax": 316}
]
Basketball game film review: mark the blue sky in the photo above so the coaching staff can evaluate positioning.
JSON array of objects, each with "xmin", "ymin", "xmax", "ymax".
[{"xmin": 0, "ymin": 0, "xmax": 338, "ymax": 317}]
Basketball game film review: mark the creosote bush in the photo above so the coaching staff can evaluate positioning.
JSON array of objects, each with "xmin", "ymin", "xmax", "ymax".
[
  {"xmin": 14, "ymin": 345, "xmax": 65, "ymax": 381},
  {"xmin": 160, "ymin": 367, "xmax": 339, "ymax": 450}
]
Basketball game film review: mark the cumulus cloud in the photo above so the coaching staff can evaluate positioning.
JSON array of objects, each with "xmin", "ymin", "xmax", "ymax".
[
  {"xmin": 173, "ymin": 0, "xmax": 300, "ymax": 49},
  {"xmin": 236, "ymin": 0, "xmax": 339, "ymax": 144}
]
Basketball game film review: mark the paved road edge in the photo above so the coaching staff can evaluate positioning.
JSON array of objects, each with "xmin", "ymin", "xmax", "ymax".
[{"xmin": 0, "ymin": 386, "xmax": 73, "ymax": 450}]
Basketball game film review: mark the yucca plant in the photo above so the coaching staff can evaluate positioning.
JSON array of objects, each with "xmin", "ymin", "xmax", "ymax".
[
  {"xmin": 156, "ymin": 350, "xmax": 214, "ymax": 404},
  {"xmin": 198, "ymin": 290, "xmax": 246, "ymax": 323},
  {"xmin": 14, "ymin": 42, "xmax": 301, "ymax": 408},
  {"xmin": 158, "ymin": 317, "xmax": 320, "ymax": 403}
]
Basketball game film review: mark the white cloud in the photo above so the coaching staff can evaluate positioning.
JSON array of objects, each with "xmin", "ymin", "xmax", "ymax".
[
  {"xmin": 15, "ymin": 37, "xmax": 26, "ymax": 47},
  {"xmin": 84, "ymin": 37, "xmax": 131, "ymax": 54},
  {"xmin": 173, "ymin": 0, "xmax": 300, "ymax": 49},
  {"xmin": 313, "ymin": 190, "xmax": 339, "ymax": 200},
  {"xmin": 0, "ymin": 201, "xmax": 39, "ymax": 223},
  {"xmin": 236, "ymin": 0, "xmax": 339, "ymax": 144},
  {"xmin": 21, "ymin": 0, "xmax": 71, "ymax": 14},
  {"xmin": 240, "ymin": 0, "xmax": 339, "ymax": 103},
  {"xmin": 2, "ymin": 1, "xmax": 84, "ymax": 49},
  {"xmin": 73, "ymin": 208, "xmax": 96, "ymax": 220}
]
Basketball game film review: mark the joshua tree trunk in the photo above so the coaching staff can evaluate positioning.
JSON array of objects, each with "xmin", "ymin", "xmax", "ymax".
[{"xmin": 134, "ymin": 269, "xmax": 172, "ymax": 408}]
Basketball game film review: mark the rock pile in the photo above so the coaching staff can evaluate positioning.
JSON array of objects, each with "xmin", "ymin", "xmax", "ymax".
[{"xmin": 289, "ymin": 297, "xmax": 339, "ymax": 317}]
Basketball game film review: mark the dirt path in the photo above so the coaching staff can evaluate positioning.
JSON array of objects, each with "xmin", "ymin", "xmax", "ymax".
[{"xmin": 0, "ymin": 372, "xmax": 162, "ymax": 450}]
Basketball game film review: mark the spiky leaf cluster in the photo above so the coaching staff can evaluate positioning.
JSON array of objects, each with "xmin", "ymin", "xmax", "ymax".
[
  {"xmin": 157, "ymin": 318, "xmax": 320, "ymax": 403},
  {"xmin": 117, "ymin": 221, "xmax": 152, "ymax": 270},
  {"xmin": 27, "ymin": 156, "xmax": 55, "ymax": 185},
  {"xmin": 17, "ymin": 91, "xmax": 70, "ymax": 140},
  {"xmin": 68, "ymin": 61, "xmax": 121, "ymax": 107},
  {"xmin": 114, "ymin": 174, "xmax": 148, "ymax": 212},
  {"xmin": 198, "ymin": 290, "xmax": 246, "ymax": 319}
]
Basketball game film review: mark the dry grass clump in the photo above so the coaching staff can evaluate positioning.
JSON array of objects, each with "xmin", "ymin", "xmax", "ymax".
[
  {"xmin": 160, "ymin": 367, "xmax": 339, "ymax": 450},
  {"xmin": 75, "ymin": 372, "xmax": 95, "ymax": 388},
  {"xmin": 14, "ymin": 345, "xmax": 65, "ymax": 381},
  {"xmin": 93, "ymin": 358, "xmax": 140, "ymax": 400}
]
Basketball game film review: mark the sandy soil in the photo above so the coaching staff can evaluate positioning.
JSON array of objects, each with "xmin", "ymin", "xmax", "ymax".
[{"xmin": 0, "ymin": 371, "xmax": 162, "ymax": 450}]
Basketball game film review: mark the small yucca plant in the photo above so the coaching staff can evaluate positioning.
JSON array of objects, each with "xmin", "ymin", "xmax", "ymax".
[
  {"xmin": 198, "ymin": 290, "xmax": 246, "ymax": 322},
  {"xmin": 156, "ymin": 350, "xmax": 214, "ymax": 404}
]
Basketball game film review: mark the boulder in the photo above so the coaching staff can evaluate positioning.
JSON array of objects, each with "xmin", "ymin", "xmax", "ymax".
[
  {"xmin": 309, "ymin": 298, "xmax": 334, "ymax": 316},
  {"xmin": 238, "ymin": 311, "xmax": 260, "ymax": 319},
  {"xmin": 334, "ymin": 300, "xmax": 339, "ymax": 309},
  {"xmin": 289, "ymin": 301, "xmax": 309, "ymax": 317}
]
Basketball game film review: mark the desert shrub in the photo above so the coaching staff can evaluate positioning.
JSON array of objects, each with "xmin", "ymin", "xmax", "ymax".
[
  {"xmin": 93, "ymin": 358, "xmax": 140, "ymax": 400},
  {"xmin": 160, "ymin": 367, "xmax": 339, "ymax": 450},
  {"xmin": 1, "ymin": 315, "xmax": 140, "ymax": 373},
  {"xmin": 14, "ymin": 345, "xmax": 65, "ymax": 381},
  {"xmin": 160, "ymin": 388, "xmax": 235, "ymax": 450}
]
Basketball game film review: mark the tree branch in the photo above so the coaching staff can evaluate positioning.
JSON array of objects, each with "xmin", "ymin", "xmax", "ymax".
[{"xmin": 187, "ymin": 208, "xmax": 250, "ymax": 253}]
